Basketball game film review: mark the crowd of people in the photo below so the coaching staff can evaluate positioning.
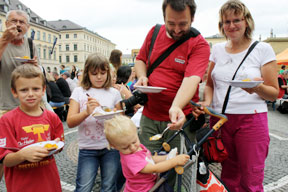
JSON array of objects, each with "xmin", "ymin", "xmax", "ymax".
[{"xmin": 0, "ymin": 0, "xmax": 285, "ymax": 192}]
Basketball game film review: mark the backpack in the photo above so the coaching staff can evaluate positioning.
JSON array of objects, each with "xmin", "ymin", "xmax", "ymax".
[
  {"xmin": 278, "ymin": 74, "xmax": 287, "ymax": 99},
  {"xmin": 28, "ymin": 38, "xmax": 52, "ymax": 102}
]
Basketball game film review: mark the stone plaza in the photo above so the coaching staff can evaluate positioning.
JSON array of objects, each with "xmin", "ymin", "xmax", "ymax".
[{"xmin": 0, "ymin": 101, "xmax": 288, "ymax": 192}]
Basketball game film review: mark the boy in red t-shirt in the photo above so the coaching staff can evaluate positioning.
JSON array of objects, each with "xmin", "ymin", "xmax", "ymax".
[{"xmin": 0, "ymin": 64, "xmax": 64, "ymax": 192}]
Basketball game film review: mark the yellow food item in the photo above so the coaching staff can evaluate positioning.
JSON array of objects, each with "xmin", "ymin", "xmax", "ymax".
[
  {"xmin": 104, "ymin": 108, "xmax": 111, "ymax": 112},
  {"xmin": 21, "ymin": 56, "xmax": 29, "ymax": 59},
  {"xmin": 44, "ymin": 143, "xmax": 58, "ymax": 149},
  {"xmin": 242, "ymin": 78, "xmax": 251, "ymax": 82}
]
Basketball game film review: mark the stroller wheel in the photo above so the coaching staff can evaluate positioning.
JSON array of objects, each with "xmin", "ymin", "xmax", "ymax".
[{"xmin": 162, "ymin": 142, "xmax": 171, "ymax": 152}]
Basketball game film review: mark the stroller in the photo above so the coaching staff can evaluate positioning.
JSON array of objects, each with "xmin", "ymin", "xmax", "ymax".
[{"xmin": 149, "ymin": 101, "xmax": 230, "ymax": 192}]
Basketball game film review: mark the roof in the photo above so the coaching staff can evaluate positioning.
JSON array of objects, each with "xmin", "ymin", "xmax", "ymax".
[
  {"xmin": 276, "ymin": 48, "xmax": 288, "ymax": 64},
  {"xmin": 264, "ymin": 37, "xmax": 288, "ymax": 43},
  {"xmin": 49, "ymin": 20, "xmax": 84, "ymax": 31},
  {"xmin": 0, "ymin": 0, "xmax": 57, "ymax": 31},
  {"xmin": 48, "ymin": 19, "xmax": 113, "ymax": 43}
]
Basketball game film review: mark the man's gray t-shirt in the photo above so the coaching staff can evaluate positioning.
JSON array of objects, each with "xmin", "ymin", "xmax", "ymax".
[{"xmin": 0, "ymin": 37, "xmax": 39, "ymax": 110}]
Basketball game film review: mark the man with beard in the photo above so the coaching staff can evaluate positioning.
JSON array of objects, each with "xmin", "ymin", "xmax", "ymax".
[
  {"xmin": 135, "ymin": 0, "xmax": 210, "ymax": 155},
  {"xmin": 0, "ymin": 10, "xmax": 39, "ymax": 181}
]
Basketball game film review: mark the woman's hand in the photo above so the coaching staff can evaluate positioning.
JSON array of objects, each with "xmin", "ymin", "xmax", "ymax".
[
  {"xmin": 242, "ymin": 77, "xmax": 263, "ymax": 94},
  {"xmin": 191, "ymin": 101, "xmax": 209, "ymax": 120}
]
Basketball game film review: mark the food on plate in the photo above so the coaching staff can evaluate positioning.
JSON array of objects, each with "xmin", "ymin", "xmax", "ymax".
[
  {"xmin": 242, "ymin": 78, "xmax": 251, "ymax": 82},
  {"xmin": 44, "ymin": 143, "xmax": 58, "ymax": 149},
  {"xmin": 103, "ymin": 108, "xmax": 112, "ymax": 112},
  {"xmin": 21, "ymin": 56, "xmax": 29, "ymax": 59}
]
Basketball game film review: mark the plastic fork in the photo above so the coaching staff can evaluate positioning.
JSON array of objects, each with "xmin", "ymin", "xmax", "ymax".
[{"xmin": 149, "ymin": 126, "xmax": 170, "ymax": 141}]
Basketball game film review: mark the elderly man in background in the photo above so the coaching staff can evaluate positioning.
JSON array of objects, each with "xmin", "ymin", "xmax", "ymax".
[
  {"xmin": 62, "ymin": 71, "xmax": 77, "ymax": 93},
  {"xmin": 0, "ymin": 10, "xmax": 40, "ymax": 181}
]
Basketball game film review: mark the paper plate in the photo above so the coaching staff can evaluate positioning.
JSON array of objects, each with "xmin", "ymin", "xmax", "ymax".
[
  {"xmin": 134, "ymin": 86, "xmax": 167, "ymax": 93},
  {"xmin": 92, "ymin": 110, "xmax": 123, "ymax": 120},
  {"xmin": 229, "ymin": 80, "xmax": 264, "ymax": 88},
  {"xmin": 23, "ymin": 141, "xmax": 64, "ymax": 156},
  {"xmin": 13, "ymin": 57, "xmax": 33, "ymax": 62}
]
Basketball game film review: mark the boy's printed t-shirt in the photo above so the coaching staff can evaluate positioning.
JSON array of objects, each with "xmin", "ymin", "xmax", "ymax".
[
  {"xmin": 0, "ymin": 107, "xmax": 64, "ymax": 192},
  {"xmin": 120, "ymin": 144, "xmax": 157, "ymax": 192}
]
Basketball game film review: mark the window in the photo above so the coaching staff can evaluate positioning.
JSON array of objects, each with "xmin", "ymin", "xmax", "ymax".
[
  {"xmin": 48, "ymin": 34, "xmax": 51, "ymax": 43},
  {"xmin": 37, "ymin": 47, "xmax": 41, "ymax": 58},
  {"xmin": 48, "ymin": 49, "xmax": 51, "ymax": 59},
  {"xmin": 43, "ymin": 32, "xmax": 46, "ymax": 41},
  {"xmin": 43, "ymin": 48, "xmax": 46, "ymax": 59},
  {"xmin": 59, "ymin": 45, "xmax": 61, "ymax": 51},
  {"xmin": 37, "ymin": 31, "xmax": 40, "ymax": 40},
  {"xmin": 74, "ymin": 34, "xmax": 77, "ymax": 38},
  {"xmin": 84, "ymin": 44, "xmax": 86, "ymax": 51},
  {"xmin": 74, "ymin": 55, "xmax": 78, "ymax": 62},
  {"xmin": 54, "ymin": 51, "xmax": 56, "ymax": 60},
  {"xmin": 59, "ymin": 35, "xmax": 61, "ymax": 39},
  {"xmin": 66, "ymin": 34, "xmax": 69, "ymax": 39},
  {"xmin": 3, "ymin": 5, "xmax": 8, "ymax": 12},
  {"xmin": 66, "ymin": 44, "xmax": 69, "ymax": 51},
  {"xmin": 17, "ymin": 4, "xmax": 22, "ymax": 10},
  {"xmin": 66, "ymin": 55, "xmax": 70, "ymax": 63},
  {"xmin": 74, "ymin": 44, "xmax": 77, "ymax": 51},
  {"xmin": 59, "ymin": 56, "xmax": 62, "ymax": 63},
  {"xmin": 0, "ymin": 19, "xmax": 2, "ymax": 31}
]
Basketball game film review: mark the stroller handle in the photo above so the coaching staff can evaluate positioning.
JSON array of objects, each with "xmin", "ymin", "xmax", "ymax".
[
  {"xmin": 190, "ymin": 101, "xmax": 228, "ymax": 131},
  {"xmin": 173, "ymin": 101, "xmax": 229, "ymax": 175}
]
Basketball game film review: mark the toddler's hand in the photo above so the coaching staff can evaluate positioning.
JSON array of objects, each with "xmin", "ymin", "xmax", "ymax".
[{"xmin": 174, "ymin": 154, "xmax": 190, "ymax": 166}]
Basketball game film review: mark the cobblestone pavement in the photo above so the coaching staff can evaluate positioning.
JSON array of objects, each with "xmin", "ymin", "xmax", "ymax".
[{"xmin": 0, "ymin": 101, "xmax": 287, "ymax": 192}]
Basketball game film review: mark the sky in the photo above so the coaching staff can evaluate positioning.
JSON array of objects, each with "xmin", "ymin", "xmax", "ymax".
[{"xmin": 20, "ymin": 0, "xmax": 288, "ymax": 54}]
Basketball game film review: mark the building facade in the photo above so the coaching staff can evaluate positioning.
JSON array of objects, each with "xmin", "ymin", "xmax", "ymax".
[{"xmin": 49, "ymin": 20, "xmax": 116, "ymax": 71}]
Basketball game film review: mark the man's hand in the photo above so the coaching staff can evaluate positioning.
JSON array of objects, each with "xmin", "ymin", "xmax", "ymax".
[
  {"xmin": 23, "ymin": 56, "xmax": 38, "ymax": 66},
  {"xmin": 134, "ymin": 76, "xmax": 148, "ymax": 86},
  {"xmin": 1, "ymin": 24, "xmax": 18, "ymax": 43},
  {"xmin": 168, "ymin": 106, "xmax": 186, "ymax": 130}
]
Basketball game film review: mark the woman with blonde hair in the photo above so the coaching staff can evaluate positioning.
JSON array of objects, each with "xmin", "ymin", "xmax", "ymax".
[{"xmin": 193, "ymin": 0, "xmax": 278, "ymax": 191}]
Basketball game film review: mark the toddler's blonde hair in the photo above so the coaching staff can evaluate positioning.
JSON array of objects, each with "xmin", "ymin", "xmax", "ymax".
[{"xmin": 104, "ymin": 115, "xmax": 137, "ymax": 146}]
